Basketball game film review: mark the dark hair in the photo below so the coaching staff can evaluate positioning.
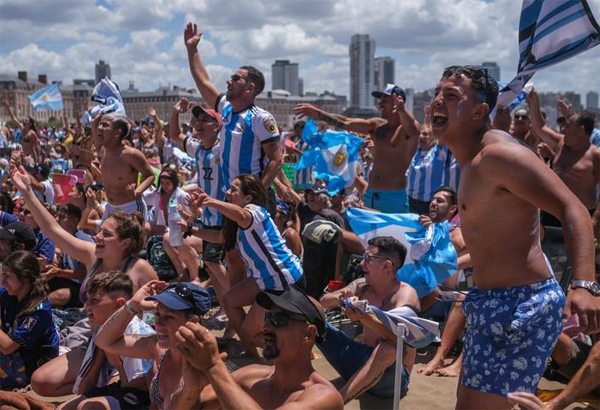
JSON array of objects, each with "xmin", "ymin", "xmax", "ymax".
[
  {"xmin": 441, "ymin": 65, "xmax": 499, "ymax": 112},
  {"xmin": 86, "ymin": 270, "xmax": 133, "ymax": 299},
  {"xmin": 367, "ymin": 236, "xmax": 407, "ymax": 269},
  {"xmin": 575, "ymin": 111, "xmax": 596, "ymax": 135},
  {"xmin": 59, "ymin": 203, "xmax": 83, "ymax": 223},
  {"xmin": 293, "ymin": 121, "xmax": 306, "ymax": 131},
  {"xmin": 434, "ymin": 186, "xmax": 458, "ymax": 206},
  {"xmin": 240, "ymin": 65, "xmax": 265, "ymax": 96},
  {"xmin": 222, "ymin": 174, "xmax": 269, "ymax": 251},
  {"xmin": 159, "ymin": 165, "xmax": 179, "ymax": 193},
  {"xmin": 0, "ymin": 192, "xmax": 15, "ymax": 214},
  {"xmin": 3, "ymin": 251, "xmax": 48, "ymax": 316},
  {"xmin": 105, "ymin": 211, "xmax": 145, "ymax": 256},
  {"xmin": 74, "ymin": 182, "xmax": 86, "ymax": 196},
  {"xmin": 105, "ymin": 113, "xmax": 131, "ymax": 141},
  {"xmin": 27, "ymin": 117, "xmax": 36, "ymax": 132}
]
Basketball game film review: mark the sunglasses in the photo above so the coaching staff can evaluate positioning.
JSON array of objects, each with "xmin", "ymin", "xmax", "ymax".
[
  {"xmin": 264, "ymin": 311, "xmax": 307, "ymax": 329},
  {"xmin": 165, "ymin": 283, "xmax": 199, "ymax": 315},
  {"xmin": 363, "ymin": 252, "xmax": 391, "ymax": 264},
  {"xmin": 514, "ymin": 114, "xmax": 530, "ymax": 120},
  {"xmin": 230, "ymin": 74, "xmax": 248, "ymax": 83}
]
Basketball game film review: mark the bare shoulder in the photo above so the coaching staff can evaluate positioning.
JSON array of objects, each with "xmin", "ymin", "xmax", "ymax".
[
  {"xmin": 130, "ymin": 258, "xmax": 158, "ymax": 281},
  {"xmin": 122, "ymin": 145, "xmax": 145, "ymax": 159},
  {"xmin": 290, "ymin": 373, "xmax": 344, "ymax": 409},
  {"xmin": 232, "ymin": 363, "xmax": 274, "ymax": 386},
  {"xmin": 478, "ymin": 130, "xmax": 543, "ymax": 169},
  {"xmin": 397, "ymin": 281, "xmax": 419, "ymax": 307}
]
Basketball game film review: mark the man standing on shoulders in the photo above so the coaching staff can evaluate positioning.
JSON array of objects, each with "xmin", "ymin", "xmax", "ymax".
[
  {"xmin": 294, "ymin": 84, "xmax": 419, "ymax": 213},
  {"xmin": 183, "ymin": 23, "xmax": 283, "ymax": 191},
  {"xmin": 429, "ymin": 65, "xmax": 600, "ymax": 410}
]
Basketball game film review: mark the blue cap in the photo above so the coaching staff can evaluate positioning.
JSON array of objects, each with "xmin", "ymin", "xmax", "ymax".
[
  {"xmin": 372, "ymin": 83, "xmax": 406, "ymax": 101},
  {"xmin": 146, "ymin": 282, "xmax": 211, "ymax": 316}
]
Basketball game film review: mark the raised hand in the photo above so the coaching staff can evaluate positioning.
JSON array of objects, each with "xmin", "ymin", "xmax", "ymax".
[
  {"xmin": 526, "ymin": 87, "xmax": 539, "ymax": 107},
  {"xmin": 175, "ymin": 321, "xmax": 225, "ymax": 373},
  {"xmin": 392, "ymin": 93, "xmax": 405, "ymax": 114},
  {"xmin": 128, "ymin": 280, "xmax": 168, "ymax": 313},
  {"xmin": 86, "ymin": 188, "xmax": 99, "ymax": 209},
  {"xmin": 556, "ymin": 98, "xmax": 572, "ymax": 118},
  {"xmin": 293, "ymin": 103, "xmax": 320, "ymax": 119},
  {"xmin": 10, "ymin": 164, "xmax": 32, "ymax": 193},
  {"xmin": 148, "ymin": 107, "xmax": 157, "ymax": 118},
  {"xmin": 184, "ymin": 22, "xmax": 202, "ymax": 50},
  {"xmin": 174, "ymin": 98, "xmax": 191, "ymax": 114}
]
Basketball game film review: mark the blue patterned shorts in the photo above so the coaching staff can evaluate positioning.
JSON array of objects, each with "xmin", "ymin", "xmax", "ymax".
[{"xmin": 461, "ymin": 278, "xmax": 564, "ymax": 396}]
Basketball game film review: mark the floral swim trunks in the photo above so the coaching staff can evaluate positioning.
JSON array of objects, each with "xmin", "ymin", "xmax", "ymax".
[{"xmin": 461, "ymin": 278, "xmax": 565, "ymax": 396}]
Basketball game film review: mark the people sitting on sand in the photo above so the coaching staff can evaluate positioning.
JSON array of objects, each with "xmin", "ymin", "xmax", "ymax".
[
  {"xmin": 169, "ymin": 284, "xmax": 344, "ymax": 410},
  {"xmin": 319, "ymin": 236, "xmax": 419, "ymax": 402}
]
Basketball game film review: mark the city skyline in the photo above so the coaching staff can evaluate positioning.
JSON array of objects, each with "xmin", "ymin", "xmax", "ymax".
[{"xmin": 1, "ymin": 0, "xmax": 599, "ymax": 100}]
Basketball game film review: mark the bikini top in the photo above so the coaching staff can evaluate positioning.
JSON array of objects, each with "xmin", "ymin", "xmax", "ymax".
[
  {"xmin": 78, "ymin": 256, "xmax": 136, "ymax": 304},
  {"xmin": 150, "ymin": 350, "xmax": 183, "ymax": 409}
]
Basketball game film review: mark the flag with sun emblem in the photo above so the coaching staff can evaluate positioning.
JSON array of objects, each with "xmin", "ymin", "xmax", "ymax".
[
  {"xmin": 294, "ymin": 119, "xmax": 363, "ymax": 195},
  {"xmin": 28, "ymin": 83, "xmax": 64, "ymax": 111}
]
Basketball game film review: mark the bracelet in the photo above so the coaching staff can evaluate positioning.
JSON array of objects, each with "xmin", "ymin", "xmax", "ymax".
[
  {"xmin": 184, "ymin": 223, "xmax": 194, "ymax": 239},
  {"xmin": 124, "ymin": 301, "xmax": 139, "ymax": 315}
]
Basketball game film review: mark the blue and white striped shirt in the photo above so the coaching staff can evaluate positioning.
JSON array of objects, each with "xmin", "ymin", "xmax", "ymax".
[
  {"xmin": 184, "ymin": 137, "xmax": 225, "ymax": 227},
  {"xmin": 407, "ymin": 144, "xmax": 461, "ymax": 202},
  {"xmin": 216, "ymin": 95, "xmax": 280, "ymax": 188},
  {"xmin": 236, "ymin": 204, "xmax": 303, "ymax": 291}
]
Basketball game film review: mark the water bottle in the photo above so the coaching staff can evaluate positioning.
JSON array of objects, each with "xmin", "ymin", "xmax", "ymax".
[{"xmin": 168, "ymin": 199, "xmax": 184, "ymax": 247}]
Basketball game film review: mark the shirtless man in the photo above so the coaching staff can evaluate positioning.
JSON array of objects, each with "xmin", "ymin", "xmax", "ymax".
[
  {"xmin": 527, "ymin": 88, "xmax": 600, "ymax": 237},
  {"xmin": 2, "ymin": 99, "xmax": 39, "ymax": 162},
  {"xmin": 319, "ymin": 236, "xmax": 419, "ymax": 402},
  {"xmin": 91, "ymin": 113, "xmax": 155, "ymax": 222},
  {"xmin": 169, "ymin": 285, "xmax": 344, "ymax": 410},
  {"xmin": 429, "ymin": 65, "xmax": 599, "ymax": 410},
  {"xmin": 294, "ymin": 84, "xmax": 420, "ymax": 213}
]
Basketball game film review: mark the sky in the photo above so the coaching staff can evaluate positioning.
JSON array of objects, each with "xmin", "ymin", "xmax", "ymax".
[{"xmin": 1, "ymin": 0, "xmax": 599, "ymax": 104}]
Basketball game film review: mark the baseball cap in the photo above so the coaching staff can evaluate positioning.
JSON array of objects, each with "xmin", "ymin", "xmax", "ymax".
[
  {"xmin": 146, "ymin": 282, "xmax": 211, "ymax": 316},
  {"xmin": 35, "ymin": 163, "xmax": 50, "ymax": 178},
  {"xmin": 192, "ymin": 105, "xmax": 222, "ymax": 129},
  {"xmin": 0, "ymin": 222, "xmax": 37, "ymax": 250},
  {"xmin": 256, "ymin": 284, "xmax": 325, "ymax": 338},
  {"xmin": 305, "ymin": 183, "xmax": 328, "ymax": 196},
  {"xmin": 372, "ymin": 83, "xmax": 406, "ymax": 101}
]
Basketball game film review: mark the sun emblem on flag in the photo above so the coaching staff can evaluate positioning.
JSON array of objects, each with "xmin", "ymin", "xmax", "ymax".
[
  {"xmin": 333, "ymin": 149, "xmax": 347, "ymax": 166},
  {"xmin": 41, "ymin": 94, "xmax": 49, "ymax": 101}
]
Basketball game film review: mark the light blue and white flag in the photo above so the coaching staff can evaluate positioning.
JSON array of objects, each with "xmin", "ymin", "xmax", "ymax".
[
  {"xmin": 497, "ymin": 0, "xmax": 600, "ymax": 109},
  {"xmin": 346, "ymin": 208, "xmax": 457, "ymax": 298},
  {"xmin": 370, "ymin": 305, "xmax": 440, "ymax": 348},
  {"xmin": 294, "ymin": 118, "xmax": 363, "ymax": 195},
  {"xmin": 84, "ymin": 78, "xmax": 126, "ymax": 125},
  {"xmin": 28, "ymin": 83, "xmax": 64, "ymax": 111}
]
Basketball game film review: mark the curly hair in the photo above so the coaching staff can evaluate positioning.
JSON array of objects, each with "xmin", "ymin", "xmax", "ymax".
[
  {"xmin": 3, "ymin": 251, "xmax": 48, "ymax": 317},
  {"xmin": 105, "ymin": 211, "xmax": 145, "ymax": 256}
]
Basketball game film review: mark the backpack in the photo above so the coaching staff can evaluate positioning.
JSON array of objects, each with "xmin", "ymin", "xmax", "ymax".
[{"xmin": 146, "ymin": 235, "xmax": 178, "ymax": 282}]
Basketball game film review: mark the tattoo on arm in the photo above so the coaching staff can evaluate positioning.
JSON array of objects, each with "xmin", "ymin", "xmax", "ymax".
[{"xmin": 317, "ymin": 111, "xmax": 346, "ymax": 129}]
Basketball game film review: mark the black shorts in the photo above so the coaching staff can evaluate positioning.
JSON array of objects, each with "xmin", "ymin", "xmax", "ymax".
[
  {"xmin": 48, "ymin": 277, "xmax": 82, "ymax": 308},
  {"xmin": 84, "ymin": 382, "xmax": 150, "ymax": 410},
  {"xmin": 200, "ymin": 225, "xmax": 224, "ymax": 264}
]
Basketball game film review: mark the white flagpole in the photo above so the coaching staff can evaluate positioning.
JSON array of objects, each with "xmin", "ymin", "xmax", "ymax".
[{"xmin": 393, "ymin": 323, "xmax": 406, "ymax": 410}]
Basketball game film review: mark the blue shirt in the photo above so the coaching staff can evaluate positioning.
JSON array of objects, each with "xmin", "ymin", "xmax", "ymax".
[
  {"xmin": 184, "ymin": 137, "xmax": 225, "ymax": 227},
  {"xmin": 236, "ymin": 204, "xmax": 303, "ymax": 291},
  {"xmin": 216, "ymin": 94, "xmax": 280, "ymax": 188},
  {"xmin": 0, "ymin": 287, "xmax": 59, "ymax": 385},
  {"xmin": 407, "ymin": 144, "xmax": 461, "ymax": 202}
]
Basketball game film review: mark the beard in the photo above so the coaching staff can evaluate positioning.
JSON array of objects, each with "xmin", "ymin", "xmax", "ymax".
[{"xmin": 262, "ymin": 332, "xmax": 280, "ymax": 360}]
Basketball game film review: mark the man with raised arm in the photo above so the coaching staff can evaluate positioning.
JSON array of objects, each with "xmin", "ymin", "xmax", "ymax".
[
  {"xmin": 294, "ymin": 84, "xmax": 420, "ymax": 213},
  {"xmin": 91, "ymin": 113, "xmax": 155, "ymax": 222},
  {"xmin": 183, "ymin": 22, "xmax": 283, "ymax": 191},
  {"xmin": 428, "ymin": 65, "xmax": 600, "ymax": 410}
]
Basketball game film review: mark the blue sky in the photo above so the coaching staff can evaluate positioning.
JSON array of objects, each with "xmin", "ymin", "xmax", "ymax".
[{"xmin": 1, "ymin": 0, "xmax": 599, "ymax": 103}]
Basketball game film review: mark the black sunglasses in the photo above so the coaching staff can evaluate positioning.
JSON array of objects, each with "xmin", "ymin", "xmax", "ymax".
[
  {"xmin": 264, "ymin": 311, "xmax": 307, "ymax": 329},
  {"xmin": 363, "ymin": 252, "xmax": 391, "ymax": 264},
  {"xmin": 514, "ymin": 114, "xmax": 530, "ymax": 120},
  {"xmin": 230, "ymin": 74, "xmax": 248, "ymax": 83},
  {"xmin": 165, "ymin": 283, "xmax": 199, "ymax": 315}
]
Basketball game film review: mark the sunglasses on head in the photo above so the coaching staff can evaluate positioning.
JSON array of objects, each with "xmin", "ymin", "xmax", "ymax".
[
  {"xmin": 264, "ymin": 311, "xmax": 307, "ymax": 329},
  {"xmin": 443, "ymin": 65, "xmax": 491, "ymax": 103},
  {"xmin": 165, "ymin": 283, "xmax": 199, "ymax": 315},
  {"xmin": 363, "ymin": 252, "xmax": 391, "ymax": 264}
]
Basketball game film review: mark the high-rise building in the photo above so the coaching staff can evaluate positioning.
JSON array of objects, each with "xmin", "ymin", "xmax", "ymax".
[
  {"xmin": 586, "ymin": 91, "xmax": 599, "ymax": 111},
  {"xmin": 349, "ymin": 34, "xmax": 376, "ymax": 109},
  {"xmin": 271, "ymin": 60, "xmax": 300, "ymax": 95},
  {"xmin": 374, "ymin": 56, "xmax": 395, "ymax": 91},
  {"xmin": 482, "ymin": 61, "xmax": 500, "ymax": 82},
  {"xmin": 95, "ymin": 60, "xmax": 111, "ymax": 84}
]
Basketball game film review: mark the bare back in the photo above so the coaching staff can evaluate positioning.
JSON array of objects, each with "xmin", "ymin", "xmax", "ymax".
[
  {"xmin": 101, "ymin": 146, "xmax": 142, "ymax": 205},
  {"xmin": 458, "ymin": 130, "xmax": 553, "ymax": 290},
  {"xmin": 369, "ymin": 123, "xmax": 417, "ymax": 191},
  {"xmin": 552, "ymin": 142, "xmax": 600, "ymax": 210}
]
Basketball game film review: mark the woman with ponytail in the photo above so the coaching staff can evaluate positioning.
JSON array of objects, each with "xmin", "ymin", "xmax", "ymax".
[{"xmin": 0, "ymin": 250, "xmax": 59, "ymax": 389}]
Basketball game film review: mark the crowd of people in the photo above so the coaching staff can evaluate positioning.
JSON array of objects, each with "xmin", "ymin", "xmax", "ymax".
[{"xmin": 0, "ymin": 21, "xmax": 599, "ymax": 410}]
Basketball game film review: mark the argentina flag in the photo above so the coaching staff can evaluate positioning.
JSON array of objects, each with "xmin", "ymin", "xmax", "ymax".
[
  {"xmin": 294, "ymin": 118, "xmax": 363, "ymax": 195},
  {"xmin": 28, "ymin": 83, "xmax": 64, "ymax": 111},
  {"xmin": 84, "ymin": 77, "xmax": 126, "ymax": 125},
  {"xmin": 346, "ymin": 208, "xmax": 457, "ymax": 298},
  {"xmin": 497, "ymin": 0, "xmax": 600, "ymax": 108}
]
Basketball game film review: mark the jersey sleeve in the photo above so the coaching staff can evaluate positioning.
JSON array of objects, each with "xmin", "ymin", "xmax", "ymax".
[
  {"xmin": 10, "ymin": 309, "xmax": 53, "ymax": 348},
  {"xmin": 252, "ymin": 111, "xmax": 280, "ymax": 143},
  {"xmin": 243, "ymin": 204, "xmax": 267, "ymax": 230},
  {"xmin": 184, "ymin": 136, "xmax": 201, "ymax": 158},
  {"xmin": 216, "ymin": 94, "xmax": 227, "ymax": 113}
]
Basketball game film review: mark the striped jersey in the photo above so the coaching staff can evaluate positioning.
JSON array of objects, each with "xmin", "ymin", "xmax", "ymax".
[
  {"xmin": 184, "ymin": 137, "xmax": 225, "ymax": 227},
  {"xmin": 236, "ymin": 204, "xmax": 303, "ymax": 291},
  {"xmin": 407, "ymin": 144, "xmax": 461, "ymax": 202},
  {"xmin": 216, "ymin": 95, "xmax": 280, "ymax": 188}
]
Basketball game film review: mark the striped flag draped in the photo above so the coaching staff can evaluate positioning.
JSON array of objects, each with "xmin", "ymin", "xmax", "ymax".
[
  {"xmin": 497, "ymin": 0, "xmax": 600, "ymax": 109},
  {"xmin": 28, "ymin": 83, "xmax": 64, "ymax": 111}
]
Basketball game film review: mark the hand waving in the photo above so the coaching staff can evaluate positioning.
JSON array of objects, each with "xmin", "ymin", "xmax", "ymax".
[{"xmin": 184, "ymin": 23, "xmax": 202, "ymax": 50}]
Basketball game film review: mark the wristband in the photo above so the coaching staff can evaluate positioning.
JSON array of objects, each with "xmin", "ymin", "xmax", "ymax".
[
  {"xmin": 183, "ymin": 222, "xmax": 194, "ymax": 239},
  {"xmin": 124, "ymin": 301, "xmax": 139, "ymax": 315}
]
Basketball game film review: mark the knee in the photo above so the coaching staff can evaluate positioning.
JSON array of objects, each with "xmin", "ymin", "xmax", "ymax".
[
  {"xmin": 78, "ymin": 399, "xmax": 109, "ymax": 410},
  {"xmin": 373, "ymin": 342, "xmax": 397, "ymax": 368},
  {"xmin": 30, "ymin": 367, "xmax": 54, "ymax": 396}
]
